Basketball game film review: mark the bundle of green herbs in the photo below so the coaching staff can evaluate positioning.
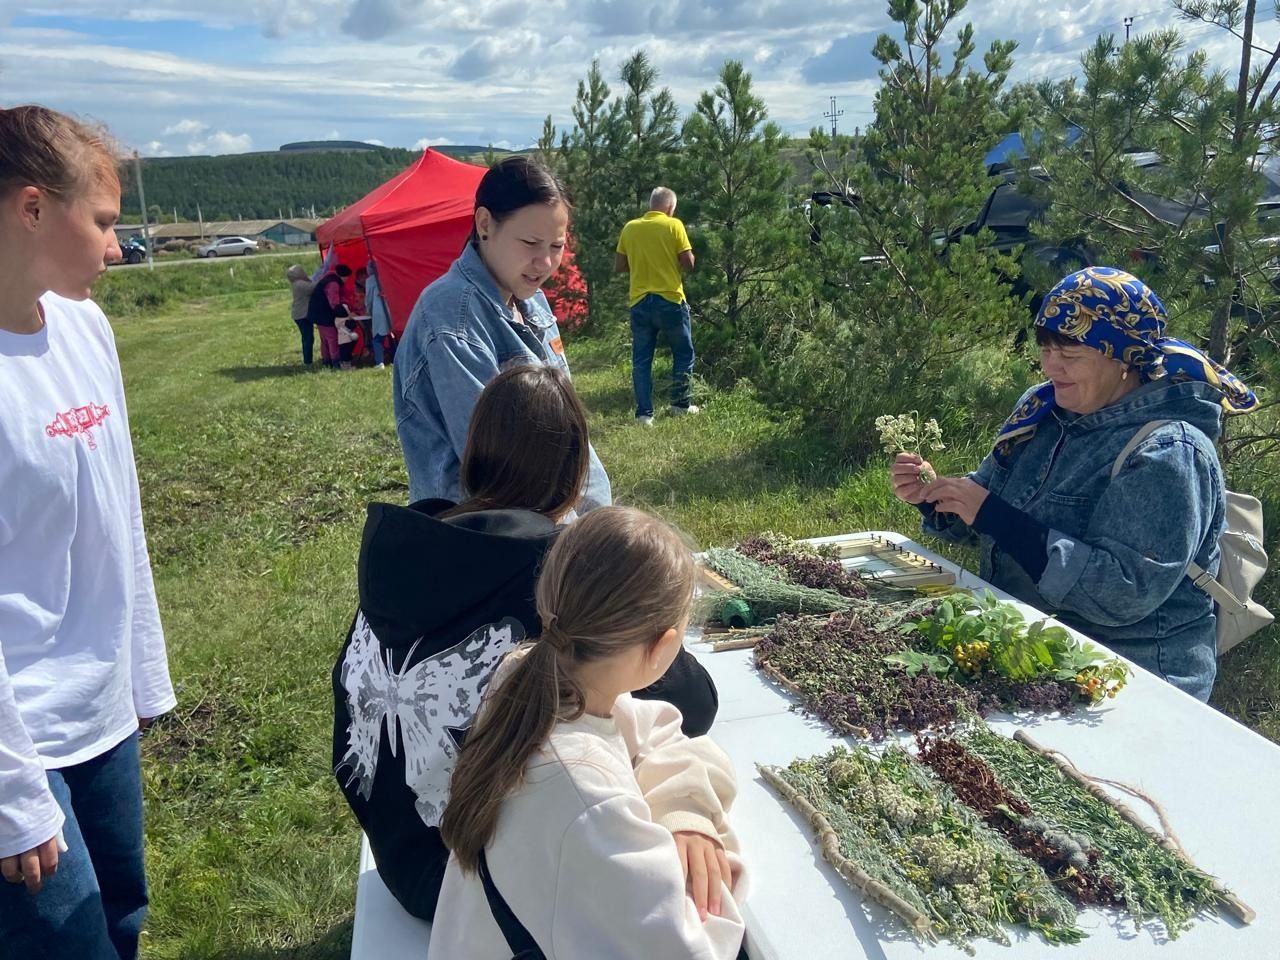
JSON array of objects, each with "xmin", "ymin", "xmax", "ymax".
[
  {"xmin": 736, "ymin": 532, "xmax": 869, "ymax": 599},
  {"xmin": 702, "ymin": 547, "xmax": 857, "ymax": 623},
  {"xmin": 765, "ymin": 746, "xmax": 1082, "ymax": 950},
  {"xmin": 756, "ymin": 613, "xmax": 1079, "ymax": 740},
  {"xmin": 890, "ymin": 592, "xmax": 1129, "ymax": 705},
  {"xmin": 956, "ymin": 724, "xmax": 1230, "ymax": 937},
  {"xmin": 914, "ymin": 732, "xmax": 1124, "ymax": 907}
]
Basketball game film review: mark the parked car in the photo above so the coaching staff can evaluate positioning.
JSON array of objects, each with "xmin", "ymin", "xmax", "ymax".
[
  {"xmin": 198, "ymin": 236, "xmax": 259, "ymax": 257},
  {"xmin": 112, "ymin": 235, "xmax": 148, "ymax": 265}
]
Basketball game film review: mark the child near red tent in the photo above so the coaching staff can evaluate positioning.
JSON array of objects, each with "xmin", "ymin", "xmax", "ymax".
[{"xmin": 307, "ymin": 264, "xmax": 352, "ymax": 370}]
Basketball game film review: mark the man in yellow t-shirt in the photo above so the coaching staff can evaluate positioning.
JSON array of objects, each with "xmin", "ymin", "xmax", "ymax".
[{"xmin": 615, "ymin": 187, "xmax": 697, "ymax": 425}]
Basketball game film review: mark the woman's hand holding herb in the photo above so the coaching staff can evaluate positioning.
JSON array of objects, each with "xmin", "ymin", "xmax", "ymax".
[
  {"xmin": 921, "ymin": 476, "xmax": 989, "ymax": 525},
  {"xmin": 890, "ymin": 453, "xmax": 936, "ymax": 505}
]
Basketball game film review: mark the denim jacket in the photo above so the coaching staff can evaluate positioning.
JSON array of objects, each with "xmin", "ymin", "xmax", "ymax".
[
  {"xmin": 924, "ymin": 379, "xmax": 1226, "ymax": 700},
  {"xmin": 393, "ymin": 243, "xmax": 612, "ymax": 510}
]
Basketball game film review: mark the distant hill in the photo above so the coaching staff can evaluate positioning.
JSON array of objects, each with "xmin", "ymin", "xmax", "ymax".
[{"xmin": 122, "ymin": 138, "xmax": 825, "ymax": 223}]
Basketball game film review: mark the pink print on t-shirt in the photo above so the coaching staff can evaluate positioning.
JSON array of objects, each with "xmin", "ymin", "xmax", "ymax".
[{"xmin": 45, "ymin": 403, "xmax": 112, "ymax": 450}]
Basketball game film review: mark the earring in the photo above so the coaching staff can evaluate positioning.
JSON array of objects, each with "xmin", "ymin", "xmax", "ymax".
[
  {"xmin": 481, "ymin": 234, "xmax": 488, "ymax": 241},
  {"xmin": 1122, "ymin": 368, "xmax": 1130, "ymax": 381}
]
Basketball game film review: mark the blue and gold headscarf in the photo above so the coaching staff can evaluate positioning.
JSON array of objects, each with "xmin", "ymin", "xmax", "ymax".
[{"xmin": 994, "ymin": 267, "xmax": 1257, "ymax": 459}]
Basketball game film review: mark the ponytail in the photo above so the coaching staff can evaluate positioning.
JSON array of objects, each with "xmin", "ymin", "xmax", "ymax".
[
  {"xmin": 440, "ymin": 506, "xmax": 697, "ymax": 874},
  {"xmin": 440, "ymin": 634, "xmax": 584, "ymax": 872}
]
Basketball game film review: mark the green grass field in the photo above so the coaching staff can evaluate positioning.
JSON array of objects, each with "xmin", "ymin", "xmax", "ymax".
[{"xmin": 112, "ymin": 274, "xmax": 1278, "ymax": 956}]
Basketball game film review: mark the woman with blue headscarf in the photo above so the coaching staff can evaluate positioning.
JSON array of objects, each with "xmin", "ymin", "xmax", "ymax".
[{"xmin": 890, "ymin": 267, "xmax": 1258, "ymax": 701}]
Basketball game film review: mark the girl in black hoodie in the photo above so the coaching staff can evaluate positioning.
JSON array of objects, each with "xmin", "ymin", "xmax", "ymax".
[{"xmin": 332, "ymin": 364, "xmax": 718, "ymax": 921}]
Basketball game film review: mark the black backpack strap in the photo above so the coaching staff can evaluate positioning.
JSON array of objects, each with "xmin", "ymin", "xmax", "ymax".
[{"xmin": 477, "ymin": 848, "xmax": 546, "ymax": 959}]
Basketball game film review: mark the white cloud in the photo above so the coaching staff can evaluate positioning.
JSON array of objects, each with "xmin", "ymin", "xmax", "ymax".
[
  {"xmin": 186, "ymin": 130, "xmax": 254, "ymax": 154},
  {"xmin": 162, "ymin": 118, "xmax": 208, "ymax": 136},
  {"xmin": 322, "ymin": 129, "xmax": 341, "ymax": 139},
  {"xmin": 144, "ymin": 140, "xmax": 174, "ymax": 157},
  {"xmin": 1, "ymin": 2, "xmax": 1276, "ymax": 152},
  {"xmin": 363, "ymin": 138, "xmax": 385, "ymax": 145}
]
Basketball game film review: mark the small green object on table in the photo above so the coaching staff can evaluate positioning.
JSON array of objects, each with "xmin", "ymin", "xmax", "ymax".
[{"xmin": 720, "ymin": 597, "xmax": 754, "ymax": 629}]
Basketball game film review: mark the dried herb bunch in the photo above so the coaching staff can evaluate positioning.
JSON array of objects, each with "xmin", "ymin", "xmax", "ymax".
[
  {"xmin": 756, "ymin": 613, "xmax": 1081, "ymax": 740},
  {"xmin": 876, "ymin": 411, "xmax": 945, "ymax": 483},
  {"xmin": 737, "ymin": 532, "xmax": 869, "ymax": 598},
  {"xmin": 957, "ymin": 724, "xmax": 1229, "ymax": 937},
  {"xmin": 769, "ymin": 746, "xmax": 1082, "ymax": 950}
]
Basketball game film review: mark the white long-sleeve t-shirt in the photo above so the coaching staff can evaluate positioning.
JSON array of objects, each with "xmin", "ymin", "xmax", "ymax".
[
  {"xmin": 0, "ymin": 292, "xmax": 176, "ymax": 859},
  {"xmin": 429, "ymin": 690, "xmax": 748, "ymax": 960}
]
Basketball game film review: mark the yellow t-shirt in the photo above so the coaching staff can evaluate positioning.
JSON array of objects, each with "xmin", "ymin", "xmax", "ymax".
[{"xmin": 616, "ymin": 211, "xmax": 692, "ymax": 307}]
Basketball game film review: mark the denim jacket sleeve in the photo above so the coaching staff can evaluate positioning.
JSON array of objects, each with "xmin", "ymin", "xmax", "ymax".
[
  {"xmin": 395, "ymin": 328, "xmax": 498, "ymax": 501},
  {"xmin": 919, "ymin": 450, "xmax": 1000, "ymax": 546},
  {"xmin": 1036, "ymin": 429, "xmax": 1219, "ymax": 626}
]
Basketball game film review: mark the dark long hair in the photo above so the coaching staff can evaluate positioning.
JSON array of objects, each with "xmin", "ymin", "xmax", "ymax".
[
  {"xmin": 469, "ymin": 156, "xmax": 572, "ymax": 245},
  {"xmin": 439, "ymin": 506, "xmax": 697, "ymax": 874},
  {"xmin": 442, "ymin": 364, "xmax": 590, "ymax": 522}
]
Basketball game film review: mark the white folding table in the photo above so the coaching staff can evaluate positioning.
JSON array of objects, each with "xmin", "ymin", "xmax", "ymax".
[{"xmin": 695, "ymin": 531, "xmax": 1280, "ymax": 960}]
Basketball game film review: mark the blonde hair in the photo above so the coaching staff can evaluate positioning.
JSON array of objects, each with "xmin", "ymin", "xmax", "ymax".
[
  {"xmin": 0, "ymin": 105, "xmax": 121, "ymax": 201},
  {"xmin": 440, "ymin": 506, "xmax": 697, "ymax": 873}
]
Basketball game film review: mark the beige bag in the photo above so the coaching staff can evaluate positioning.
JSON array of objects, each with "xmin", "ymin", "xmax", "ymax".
[{"xmin": 1112, "ymin": 421, "xmax": 1273, "ymax": 655}]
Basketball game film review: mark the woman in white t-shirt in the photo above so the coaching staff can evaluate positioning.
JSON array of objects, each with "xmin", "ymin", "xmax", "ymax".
[
  {"xmin": 433, "ymin": 507, "xmax": 747, "ymax": 960},
  {"xmin": 0, "ymin": 105, "xmax": 176, "ymax": 960}
]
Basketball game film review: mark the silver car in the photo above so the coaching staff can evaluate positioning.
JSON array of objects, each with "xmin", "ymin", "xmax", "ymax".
[{"xmin": 198, "ymin": 236, "xmax": 259, "ymax": 257}]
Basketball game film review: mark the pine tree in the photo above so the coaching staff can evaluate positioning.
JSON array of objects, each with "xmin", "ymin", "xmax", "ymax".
[
  {"xmin": 560, "ymin": 60, "xmax": 628, "ymax": 328},
  {"xmin": 777, "ymin": 0, "xmax": 1025, "ymax": 448},
  {"xmin": 678, "ymin": 60, "xmax": 796, "ymax": 354},
  {"xmin": 618, "ymin": 51, "xmax": 681, "ymax": 209}
]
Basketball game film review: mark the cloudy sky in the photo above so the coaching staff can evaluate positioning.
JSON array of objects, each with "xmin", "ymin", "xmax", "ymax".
[{"xmin": 0, "ymin": 0, "xmax": 1273, "ymax": 157}]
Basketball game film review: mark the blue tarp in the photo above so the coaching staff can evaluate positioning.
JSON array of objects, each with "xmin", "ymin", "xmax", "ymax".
[{"xmin": 985, "ymin": 127, "xmax": 1083, "ymax": 168}]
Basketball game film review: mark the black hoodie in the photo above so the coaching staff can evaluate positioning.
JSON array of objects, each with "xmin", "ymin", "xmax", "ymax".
[{"xmin": 332, "ymin": 499, "xmax": 720, "ymax": 921}]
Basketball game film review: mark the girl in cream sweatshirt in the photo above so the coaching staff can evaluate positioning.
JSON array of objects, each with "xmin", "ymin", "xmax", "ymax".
[{"xmin": 430, "ymin": 507, "xmax": 747, "ymax": 960}]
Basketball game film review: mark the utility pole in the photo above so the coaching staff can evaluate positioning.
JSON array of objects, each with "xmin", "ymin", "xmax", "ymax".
[
  {"xmin": 131, "ymin": 151, "xmax": 154, "ymax": 271},
  {"xmin": 824, "ymin": 96, "xmax": 845, "ymax": 138},
  {"xmin": 1124, "ymin": 16, "xmax": 1134, "ymax": 42}
]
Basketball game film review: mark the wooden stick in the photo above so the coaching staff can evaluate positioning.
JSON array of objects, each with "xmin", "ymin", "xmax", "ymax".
[
  {"xmin": 758, "ymin": 765, "xmax": 935, "ymax": 938},
  {"xmin": 1012, "ymin": 730, "xmax": 1256, "ymax": 925},
  {"xmin": 698, "ymin": 567, "xmax": 741, "ymax": 593},
  {"xmin": 710, "ymin": 636, "xmax": 760, "ymax": 652}
]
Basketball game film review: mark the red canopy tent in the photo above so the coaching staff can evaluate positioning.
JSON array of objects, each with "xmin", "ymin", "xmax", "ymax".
[
  {"xmin": 316, "ymin": 149, "xmax": 588, "ymax": 338},
  {"xmin": 316, "ymin": 149, "xmax": 484, "ymax": 338}
]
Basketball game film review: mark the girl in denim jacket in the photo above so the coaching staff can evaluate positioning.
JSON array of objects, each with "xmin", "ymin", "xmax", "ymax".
[
  {"xmin": 392, "ymin": 157, "xmax": 611, "ymax": 511},
  {"xmin": 892, "ymin": 267, "xmax": 1257, "ymax": 701}
]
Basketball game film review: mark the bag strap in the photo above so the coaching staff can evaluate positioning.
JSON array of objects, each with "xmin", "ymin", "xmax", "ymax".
[
  {"xmin": 478, "ymin": 848, "xmax": 545, "ymax": 959},
  {"xmin": 1186, "ymin": 560, "xmax": 1249, "ymax": 613},
  {"xmin": 1110, "ymin": 420, "xmax": 1172, "ymax": 480},
  {"xmin": 1112, "ymin": 420, "xmax": 1249, "ymax": 613}
]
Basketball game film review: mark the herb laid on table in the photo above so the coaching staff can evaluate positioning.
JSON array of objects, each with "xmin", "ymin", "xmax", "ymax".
[
  {"xmin": 957, "ymin": 723, "xmax": 1230, "ymax": 937},
  {"xmin": 888, "ymin": 592, "xmax": 1129, "ymax": 705},
  {"xmin": 876, "ymin": 411, "xmax": 945, "ymax": 483},
  {"xmin": 915, "ymin": 732, "xmax": 1125, "ymax": 907},
  {"xmin": 756, "ymin": 613, "xmax": 1083, "ymax": 740},
  {"xmin": 736, "ymin": 532, "xmax": 869, "ymax": 599},
  {"xmin": 766, "ymin": 746, "xmax": 1083, "ymax": 950},
  {"xmin": 701, "ymin": 547, "xmax": 858, "ymax": 624}
]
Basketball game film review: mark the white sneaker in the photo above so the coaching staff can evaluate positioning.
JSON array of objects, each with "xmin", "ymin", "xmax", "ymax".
[
  {"xmin": 636, "ymin": 415, "xmax": 655, "ymax": 427},
  {"xmin": 670, "ymin": 404, "xmax": 700, "ymax": 416},
  {"xmin": 374, "ymin": 363, "xmax": 386, "ymax": 370}
]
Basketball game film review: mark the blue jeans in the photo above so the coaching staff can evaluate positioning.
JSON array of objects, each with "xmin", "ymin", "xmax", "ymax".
[
  {"xmin": 630, "ymin": 294, "xmax": 694, "ymax": 417},
  {"xmin": 0, "ymin": 733, "xmax": 148, "ymax": 960},
  {"xmin": 294, "ymin": 319, "xmax": 314, "ymax": 365}
]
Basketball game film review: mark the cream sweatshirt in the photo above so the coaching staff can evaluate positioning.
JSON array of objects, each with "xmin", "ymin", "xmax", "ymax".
[{"xmin": 428, "ymin": 689, "xmax": 747, "ymax": 959}]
